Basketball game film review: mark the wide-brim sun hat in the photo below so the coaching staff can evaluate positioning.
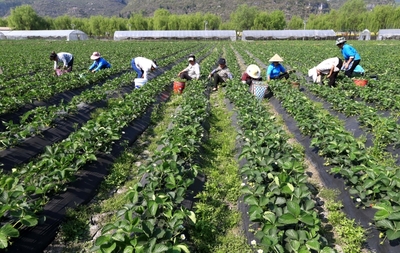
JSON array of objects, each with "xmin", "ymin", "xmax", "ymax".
[
  {"xmin": 269, "ymin": 54, "xmax": 283, "ymax": 62},
  {"xmin": 246, "ymin": 64, "xmax": 261, "ymax": 79},
  {"xmin": 90, "ymin": 52, "xmax": 101, "ymax": 60},
  {"xmin": 336, "ymin": 37, "xmax": 346, "ymax": 45}
]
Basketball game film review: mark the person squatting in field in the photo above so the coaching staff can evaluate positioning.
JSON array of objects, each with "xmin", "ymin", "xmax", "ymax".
[
  {"xmin": 208, "ymin": 58, "xmax": 233, "ymax": 91},
  {"xmin": 266, "ymin": 54, "xmax": 289, "ymax": 81},
  {"xmin": 88, "ymin": 52, "xmax": 111, "ymax": 72},
  {"xmin": 308, "ymin": 57, "xmax": 343, "ymax": 87},
  {"xmin": 131, "ymin": 57, "xmax": 158, "ymax": 80},
  {"xmin": 241, "ymin": 64, "xmax": 262, "ymax": 86},
  {"xmin": 50, "ymin": 51, "xmax": 74, "ymax": 75},
  {"xmin": 336, "ymin": 37, "xmax": 361, "ymax": 77},
  {"xmin": 177, "ymin": 55, "xmax": 200, "ymax": 81}
]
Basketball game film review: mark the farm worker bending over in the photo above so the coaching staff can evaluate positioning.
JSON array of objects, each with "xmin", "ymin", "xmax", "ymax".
[
  {"xmin": 308, "ymin": 57, "xmax": 343, "ymax": 87},
  {"xmin": 208, "ymin": 58, "xmax": 233, "ymax": 91},
  {"xmin": 266, "ymin": 54, "xmax": 289, "ymax": 81},
  {"xmin": 131, "ymin": 57, "xmax": 158, "ymax": 80},
  {"xmin": 241, "ymin": 64, "xmax": 262, "ymax": 85},
  {"xmin": 336, "ymin": 37, "xmax": 361, "ymax": 77},
  {"xmin": 177, "ymin": 56, "xmax": 200, "ymax": 81},
  {"xmin": 50, "ymin": 51, "xmax": 74, "ymax": 74},
  {"xmin": 89, "ymin": 52, "xmax": 111, "ymax": 73}
]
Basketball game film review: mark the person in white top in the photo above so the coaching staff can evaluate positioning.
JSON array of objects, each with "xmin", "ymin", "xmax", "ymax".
[
  {"xmin": 49, "ymin": 51, "xmax": 74, "ymax": 75},
  {"xmin": 308, "ymin": 57, "xmax": 343, "ymax": 87},
  {"xmin": 131, "ymin": 57, "xmax": 157, "ymax": 80},
  {"xmin": 178, "ymin": 56, "xmax": 200, "ymax": 81}
]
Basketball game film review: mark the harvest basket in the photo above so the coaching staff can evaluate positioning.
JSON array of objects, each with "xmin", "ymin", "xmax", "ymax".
[
  {"xmin": 353, "ymin": 79, "xmax": 368, "ymax": 87},
  {"xmin": 134, "ymin": 78, "xmax": 148, "ymax": 88},
  {"xmin": 173, "ymin": 81, "xmax": 186, "ymax": 94},
  {"xmin": 250, "ymin": 81, "xmax": 268, "ymax": 100}
]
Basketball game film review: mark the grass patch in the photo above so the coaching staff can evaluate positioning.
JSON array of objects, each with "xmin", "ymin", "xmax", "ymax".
[
  {"xmin": 319, "ymin": 188, "xmax": 368, "ymax": 253},
  {"xmin": 188, "ymin": 90, "xmax": 250, "ymax": 252}
]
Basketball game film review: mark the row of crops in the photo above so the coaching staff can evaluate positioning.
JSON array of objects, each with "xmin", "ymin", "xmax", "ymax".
[{"xmin": 0, "ymin": 39, "xmax": 400, "ymax": 252}]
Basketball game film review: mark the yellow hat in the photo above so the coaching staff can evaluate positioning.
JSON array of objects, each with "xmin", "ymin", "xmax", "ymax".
[{"xmin": 269, "ymin": 54, "xmax": 283, "ymax": 62}]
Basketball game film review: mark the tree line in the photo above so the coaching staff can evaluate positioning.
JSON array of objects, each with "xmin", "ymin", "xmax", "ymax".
[{"xmin": 1, "ymin": 0, "xmax": 400, "ymax": 36}]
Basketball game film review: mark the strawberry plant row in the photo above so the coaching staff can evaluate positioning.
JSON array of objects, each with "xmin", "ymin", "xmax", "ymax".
[
  {"xmin": 92, "ymin": 81, "xmax": 211, "ymax": 253},
  {"xmin": 0, "ymin": 49, "xmax": 199, "ymax": 249},
  {"xmin": 90, "ymin": 46, "xmax": 221, "ymax": 253},
  {"xmin": 223, "ymin": 46, "xmax": 335, "ymax": 253},
  {"xmin": 0, "ymin": 43, "xmax": 210, "ymax": 151},
  {"xmin": 0, "ymin": 41, "xmax": 203, "ymax": 115}
]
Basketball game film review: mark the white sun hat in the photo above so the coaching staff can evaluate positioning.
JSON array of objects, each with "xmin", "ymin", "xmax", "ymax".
[{"xmin": 246, "ymin": 64, "xmax": 261, "ymax": 79}]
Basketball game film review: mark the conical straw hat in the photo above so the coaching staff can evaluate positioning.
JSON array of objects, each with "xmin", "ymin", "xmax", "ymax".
[{"xmin": 269, "ymin": 54, "xmax": 283, "ymax": 62}]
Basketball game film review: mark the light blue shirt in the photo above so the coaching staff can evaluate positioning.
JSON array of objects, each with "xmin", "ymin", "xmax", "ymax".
[
  {"xmin": 89, "ymin": 58, "xmax": 111, "ymax": 72},
  {"xmin": 267, "ymin": 63, "xmax": 286, "ymax": 79},
  {"xmin": 341, "ymin": 44, "xmax": 361, "ymax": 61}
]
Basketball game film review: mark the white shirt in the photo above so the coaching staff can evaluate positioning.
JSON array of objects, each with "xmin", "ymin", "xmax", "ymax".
[
  {"xmin": 183, "ymin": 62, "xmax": 200, "ymax": 79},
  {"xmin": 54, "ymin": 52, "xmax": 73, "ymax": 70},
  {"xmin": 316, "ymin": 57, "xmax": 340, "ymax": 74},
  {"xmin": 134, "ymin": 57, "xmax": 157, "ymax": 80}
]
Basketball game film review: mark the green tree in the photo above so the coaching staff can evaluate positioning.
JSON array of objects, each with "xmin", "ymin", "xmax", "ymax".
[
  {"xmin": 0, "ymin": 18, "xmax": 7, "ymax": 27},
  {"xmin": 203, "ymin": 13, "xmax": 221, "ymax": 30},
  {"xmin": 287, "ymin": 15, "xmax": 304, "ymax": 29},
  {"xmin": 269, "ymin": 10, "xmax": 286, "ymax": 30},
  {"xmin": 338, "ymin": 0, "xmax": 367, "ymax": 32},
  {"xmin": 229, "ymin": 4, "xmax": 258, "ymax": 31},
  {"xmin": 8, "ymin": 5, "xmax": 45, "ymax": 30},
  {"xmin": 153, "ymin": 9, "xmax": 170, "ymax": 30},
  {"xmin": 53, "ymin": 15, "xmax": 72, "ymax": 30},
  {"xmin": 129, "ymin": 13, "xmax": 148, "ymax": 30},
  {"xmin": 253, "ymin": 12, "xmax": 271, "ymax": 30}
]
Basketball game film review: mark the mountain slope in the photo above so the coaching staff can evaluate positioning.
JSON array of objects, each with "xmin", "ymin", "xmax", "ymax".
[{"xmin": 0, "ymin": 0, "xmax": 395, "ymax": 19}]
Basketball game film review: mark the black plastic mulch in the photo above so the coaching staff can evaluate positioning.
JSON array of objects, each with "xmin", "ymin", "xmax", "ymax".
[
  {"xmin": 239, "ymin": 50, "xmax": 400, "ymax": 252},
  {"xmin": 5, "ymin": 84, "xmax": 173, "ymax": 253}
]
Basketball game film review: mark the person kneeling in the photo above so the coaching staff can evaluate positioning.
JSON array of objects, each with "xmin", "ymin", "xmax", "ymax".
[{"xmin": 178, "ymin": 56, "xmax": 200, "ymax": 81}]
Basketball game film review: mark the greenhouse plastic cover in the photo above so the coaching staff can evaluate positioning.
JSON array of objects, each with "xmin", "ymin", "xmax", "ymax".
[
  {"xmin": 4, "ymin": 30, "xmax": 88, "ymax": 41},
  {"xmin": 242, "ymin": 30, "xmax": 336, "ymax": 40},
  {"xmin": 377, "ymin": 29, "xmax": 400, "ymax": 40},
  {"xmin": 114, "ymin": 30, "xmax": 237, "ymax": 41}
]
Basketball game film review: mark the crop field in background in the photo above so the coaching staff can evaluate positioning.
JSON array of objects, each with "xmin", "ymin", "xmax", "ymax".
[{"xmin": 0, "ymin": 39, "xmax": 400, "ymax": 253}]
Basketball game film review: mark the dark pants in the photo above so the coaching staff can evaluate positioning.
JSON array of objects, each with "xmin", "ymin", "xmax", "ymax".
[
  {"xmin": 271, "ymin": 72, "xmax": 289, "ymax": 80},
  {"xmin": 345, "ymin": 59, "xmax": 360, "ymax": 78},
  {"xmin": 328, "ymin": 58, "xmax": 343, "ymax": 87},
  {"xmin": 212, "ymin": 73, "xmax": 224, "ymax": 89},
  {"xmin": 67, "ymin": 57, "xmax": 74, "ymax": 71},
  {"xmin": 180, "ymin": 71, "xmax": 192, "ymax": 81}
]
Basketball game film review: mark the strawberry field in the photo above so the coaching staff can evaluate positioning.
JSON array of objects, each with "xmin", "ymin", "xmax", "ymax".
[{"xmin": 0, "ymin": 39, "xmax": 400, "ymax": 253}]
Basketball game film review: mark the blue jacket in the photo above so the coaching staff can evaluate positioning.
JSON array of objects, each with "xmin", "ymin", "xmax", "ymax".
[
  {"xmin": 266, "ymin": 63, "xmax": 286, "ymax": 79},
  {"xmin": 341, "ymin": 44, "xmax": 361, "ymax": 61},
  {"xmin": 89, "ymin": 58, "xmax": 111, "ymax": 72}
]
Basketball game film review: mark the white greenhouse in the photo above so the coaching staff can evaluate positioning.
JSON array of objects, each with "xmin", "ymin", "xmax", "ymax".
[
  {"xmin": 114, "ymin": 30, "xmax": 237, "ymax": 41},
  {"xmin": 0, "ymin": 32, "xmax": 7, "ymax": 40},
  {"xmin": 4, "ymin": 30, "xmax": 88, "ymax": 41},
  {"xmin": 242, "ymin": 30, "xmax": 336, "ymax": 40},
  {"xmin": 358, "ymin": 29, "xmax": 371, "ymax": 40},
  {"xmin": 376, "ymin": 29, "xmax": 400, "ymax": 40}
]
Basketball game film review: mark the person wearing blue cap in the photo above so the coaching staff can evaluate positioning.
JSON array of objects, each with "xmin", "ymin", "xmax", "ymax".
[{"xmin": 208, "ymin": 58, "xmax": 233, "ymax": 91}]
